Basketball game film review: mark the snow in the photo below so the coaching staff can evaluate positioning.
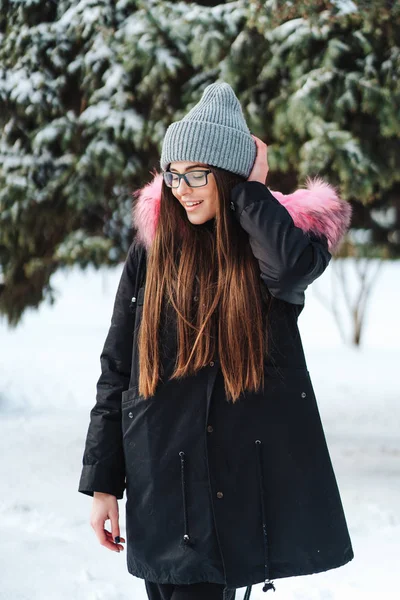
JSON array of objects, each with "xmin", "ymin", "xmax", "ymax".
[
  {"xmin": 292, "ymin": 70, "xmax": 335, "ymax": 100},
  {"xmin": 80, "ymin": 101, "xmax": 111, "ymax": 122},
  {"xmin": 0, "ymin": 68, "xmax": 37, "ymax": 103},
  {"xmin": 33, "ymin": 124, "xmax": 61, "ymax": 147},
  {"xmin": 4, "ymin": 173, "xmax": 29, "ymax": 189},
  {"xmin": 333, "ymin": 0, "xmax": 358, "ymax": 15},
  {"xmin": 267, "ymin": 18, "xmax": 306, "ymax": 43},
  {"xmin": 102, "ymin": 64, "xmax": 126, "ymax": 91},
  {"xmin": 155, "ymin": 48, "xmax": 181, "ymax": 74},
  {"xmin": 80, "ymin": 102, "xmax": 143, "ymax": 135},
  {"xmin": 0, "ymin": 258, "xmax": 399, "ymax": 599},
  {"xmin": 84, "ymin": 33, "xmax": 113, "ymax": 70},
  {"xmin": 370, "ymin": 206, "xmax": 397, "ymax": 228},
  {"xmin": 58, "ymin": 0, "xmax": 108, "ymax": 35},
  {"xmin": 122, "ymin": 15, "xmax": 148, "ymax": 38},
  {"xmin": 0, "ymin": 66, "xmax": 60, "ymax": 109}
]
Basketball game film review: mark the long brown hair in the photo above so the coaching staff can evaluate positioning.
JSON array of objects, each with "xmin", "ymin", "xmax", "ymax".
[{"xmin": 137, "ymin": 165, "xmax": 270, "ymax": 403}]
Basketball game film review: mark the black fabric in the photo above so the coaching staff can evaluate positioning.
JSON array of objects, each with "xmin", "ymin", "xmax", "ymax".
[
  {"xmin": 144, "ymin": 581, "xmax": 235, "ymax": 600},
  {"xmin": 230, "ymin": 181, "xmax": 332, "ymax": 305},
  {"xmin": 79, "ymin": 182, "xmax": 354, "ymax": 589},
  {"xmin": 78, "ymin": 242, "xmax": 141, "ymax": 499}
]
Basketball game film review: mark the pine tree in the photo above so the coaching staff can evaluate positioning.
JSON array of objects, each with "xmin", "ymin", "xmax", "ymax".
[
  {"xmin": 242, "ymin": 0, "xmax": 400, "ymax": 257},
  {"xmin": 0, "ymin": 0, "xmax": 399, "ymax": 325},
  {"xmin": 0, "ymin": 0, "xmax": 189, "ymax": 324}
]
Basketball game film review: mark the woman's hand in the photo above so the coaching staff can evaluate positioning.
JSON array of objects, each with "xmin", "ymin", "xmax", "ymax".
[
  {"xmin": 247, "ymin": 134, "xmax": 269, "ymax": 185},
  {"xmin": 90, "ymin": 492, "xmax": 125, "ymax": 552}
]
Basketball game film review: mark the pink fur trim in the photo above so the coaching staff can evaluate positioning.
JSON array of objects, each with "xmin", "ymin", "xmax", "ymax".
[
  {"xmin": 132, "ymin": 171, "xmax": 352, "ymax": 253},
  {"xmin": 269, "ymin": 176, "xmax": 352, "ymax": 253},
  {"xmin": 132, "ymin": 169, "xmax": 163, "ymax": 250}
]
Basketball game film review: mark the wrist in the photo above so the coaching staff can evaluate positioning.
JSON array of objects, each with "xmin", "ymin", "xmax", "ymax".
[{"xmin": 247, "ymin": 175, "xmax": 268, "ymax": 185}]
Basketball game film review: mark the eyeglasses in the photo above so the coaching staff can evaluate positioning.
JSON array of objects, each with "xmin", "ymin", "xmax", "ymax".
[{"xmin": 163, "ymin": 169, "xmax": 212, "ymax": 188}]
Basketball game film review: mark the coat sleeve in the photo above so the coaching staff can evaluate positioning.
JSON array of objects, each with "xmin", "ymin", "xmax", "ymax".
[
  {"xmin": 230, "ymin": 181, "xmax": 332, "ymax": 305},
  {"xmin": 78, "ymin": 242, "xmax": 139, "ymax": 499}
]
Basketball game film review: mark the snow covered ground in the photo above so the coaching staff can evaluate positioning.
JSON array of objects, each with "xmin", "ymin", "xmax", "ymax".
[{"xmin": 0, "ymin": 258, "xmax": 399, "ymax": 600}]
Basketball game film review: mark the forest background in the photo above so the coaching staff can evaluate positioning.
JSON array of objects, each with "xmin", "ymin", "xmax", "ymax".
[{"xmin": 0, "ymin": 0, "xmax": 399, "ymax": 343}]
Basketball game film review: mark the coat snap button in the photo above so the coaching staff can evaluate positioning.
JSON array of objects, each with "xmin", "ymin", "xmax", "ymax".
[
  {"xmin": 128, "ymin": 412, "xmax": 133, "ymax": 418},
  {"xmin": 301, "ymin": 392, "xmax": 307, "ymax": 398},
  {"xmin": 216, "ymin": 491, "xmax": 223, "ymax": 499},
  {"xmin": 207, "ymin": 425, "xmax": 213, "ymax": 433},
  {"xmin": 209, "ymin": 361, "xmax": 214, "ymax": 367}
]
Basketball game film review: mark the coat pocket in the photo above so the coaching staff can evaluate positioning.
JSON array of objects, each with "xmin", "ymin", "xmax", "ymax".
[
  {"xmin": 121, "ymin": 385, "xmax": 141, "ymax": 408},
  {"xmin": 121, "ymin": 385, "xmax": 148, "ymax": 441},
  {"xmin": 121, "ymin": 384, "xmax": 151, "ymax": 412}
]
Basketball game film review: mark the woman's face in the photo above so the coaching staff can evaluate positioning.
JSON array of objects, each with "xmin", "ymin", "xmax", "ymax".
[{"xmin": 168, "ymin": 161, "xmax": 218, "ymax": 224}]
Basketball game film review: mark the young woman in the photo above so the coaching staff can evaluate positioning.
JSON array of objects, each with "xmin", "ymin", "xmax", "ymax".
[{"xmin": 79, "ymin": 82, "xmax": 354, "ymax": 600}]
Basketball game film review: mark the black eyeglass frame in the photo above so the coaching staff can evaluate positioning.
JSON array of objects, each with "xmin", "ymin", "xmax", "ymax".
[{"xmin": 162, "ymin": 169, "xmax": 212, "ymax": 188}]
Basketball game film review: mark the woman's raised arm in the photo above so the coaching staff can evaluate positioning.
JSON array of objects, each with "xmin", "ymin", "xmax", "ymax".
[{"xmin": 230, "ymin": 180, "xmax": 332, "ymax": 305}]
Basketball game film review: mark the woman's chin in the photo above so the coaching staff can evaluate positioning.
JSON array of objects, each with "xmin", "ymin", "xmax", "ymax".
[{"xmin": 187, "ymin": 211, "xmax": 216, "ymax": 225}]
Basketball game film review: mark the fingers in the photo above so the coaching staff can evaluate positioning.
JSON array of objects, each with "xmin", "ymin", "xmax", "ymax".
[
  {"xmin": 91, "ymin": 518, "xmax": 118, "ymax": 552},
  {"xmin": 105, "ymin": 529, "xmax": 126, "ymax": 551},
  {"xmin": 105, "ymin": 530, "xmax": 126, "ymax": 543},
  {"xmin": 91, "ymin": 520, "xmax": 125, "ymax": 552},
  {"xmin": 110, "ymin": 509, "xmax": 124, "ymax": 552},
  {"xmin": 251, "ymin": 134, "xmax": 268, "ymax": 152},
  {"xmin": 247, "ymin": 134, "xmax": 269, "ymax": 184},
  {"xmin": 90, "ymin": 498, "xmax": 125, "ymax": 553}
]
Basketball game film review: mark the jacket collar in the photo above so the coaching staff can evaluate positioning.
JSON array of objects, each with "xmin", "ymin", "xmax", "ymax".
[{"xmin": 132, "ymin": 170, "xmax": 352, "ymax": 253}]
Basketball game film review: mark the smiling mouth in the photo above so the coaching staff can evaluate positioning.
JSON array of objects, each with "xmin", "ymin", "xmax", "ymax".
[{"xmin": 184, "ymin": 200, "xmax": 203, "ymax": 208}]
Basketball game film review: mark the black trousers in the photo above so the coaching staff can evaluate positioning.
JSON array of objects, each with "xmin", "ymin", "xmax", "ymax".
[{"xmin": 144, "ymin": 581, "xmax": 236, "ymax": 600}]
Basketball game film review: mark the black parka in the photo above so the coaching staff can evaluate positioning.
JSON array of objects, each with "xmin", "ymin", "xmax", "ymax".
[{"xmin": 79, "ymin": 181, "xmax": 354, "ymax": 594}]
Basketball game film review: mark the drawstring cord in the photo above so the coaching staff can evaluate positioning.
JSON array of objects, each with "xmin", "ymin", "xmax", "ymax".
[
  {"xmin": 244, "ymin": 441, "xmax": 276, "ymax": 598},
  {"xmin": 179, "ymin": 451, "xmax": 193, "ymax": 546},
  {"xmin": 243, "ymin": 586, "xmax": 252, "ymax": 600},
  {"xmin": 179, "ymin": 442, "xmax": 275, "ymax": 595},
  {"xmin": 255, "ymin": 440, "xmax": 275, "ymax": 594}
]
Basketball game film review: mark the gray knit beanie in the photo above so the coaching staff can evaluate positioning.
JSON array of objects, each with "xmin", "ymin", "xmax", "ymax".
[{"xmin": 159, "ymin": 82, "xmax": 256, "ymax": 179}]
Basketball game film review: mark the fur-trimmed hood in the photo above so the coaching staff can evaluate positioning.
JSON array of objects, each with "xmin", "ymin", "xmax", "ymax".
[{"xmin": 132, "ymin": 170, "xmax": 352, "ymax": 253}]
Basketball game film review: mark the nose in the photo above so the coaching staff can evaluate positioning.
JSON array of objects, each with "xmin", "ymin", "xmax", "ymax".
[{"xmin": 176, "ymin": 176, "xmax": 192, "ymax": 194}]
